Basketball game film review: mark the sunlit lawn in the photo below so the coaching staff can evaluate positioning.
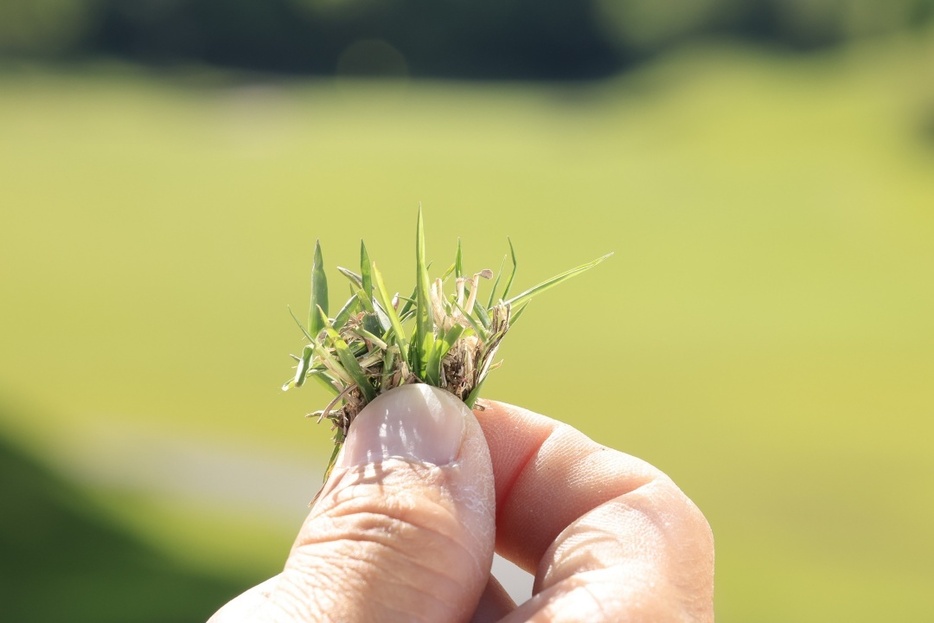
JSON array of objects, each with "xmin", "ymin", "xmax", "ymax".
[{"xmin": 2, "ymin": 31, "xmax": 933, "ymax": 621}]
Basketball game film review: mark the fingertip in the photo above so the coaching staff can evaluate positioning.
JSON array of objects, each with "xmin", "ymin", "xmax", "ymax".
[{"xmin": 340, "ymin": 384, "xmax": 468, "ymax": 468}]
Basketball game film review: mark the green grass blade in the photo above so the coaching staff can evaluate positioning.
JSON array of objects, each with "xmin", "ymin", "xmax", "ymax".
[
  {"xmin": 332, "ymin": 291, "xmax": 361, "ymax": 329},
  {"xmin": 409, "ymin": 330, "xmax": 436, "ymax": 381},
  {"xmin": 353, "ymin": 286, "xmax": 376, "ymax": 315},
  {"xmin": 308, "ymin": 370, "xmax": 340, "ymax": 395},
  {"xmin": 423, "ymin": 342, "xmax": 441, "ymax": 385},
  {"xmin": 291, "ymin": 344, "xmax": 314, "ymax": 388},
  {"xmin": 440, "ymin": 262, "xmax": 456, "ymax": 282},
  {"xmin": 350, "ymin": 327, "xmax": 388, "ymax": 350},
  {"xmin": 311, "ymin": 341, "xmax": 356, "ymax": 388},
  {"xmin": 453, "ymin": 300, "xmax": 489, "ymax": 340},
  {"xmin": 322, "ymin": 428, "xmax": 345, "ymax": 483},
  {"xmin": 509, "ymin": 300, "xmax": 530, "ymax": 325},
  {"xmin": 336, "ymin": 266, "xmax": 363, "ymax": 287},
  {"xmin": 360, "ymin": 240, "xmax": 373, "ymax": 300},
  {"xmin": 371, "ymin": 262, "xmax": 408, "ymax": 354},
  {"xmin": 364, "ymin": 299, "xmax": 387, "ymax": 333},
  {"xmin": 414, "ymin": 208, "xmax": 434, "ymax": 376},
  {"xmin": 465, "ymin": 376, "xmax": 487, "ymax": 407},
  {"xmin": 425, "ymin": 324, "xmax": 464, "ymax": 386},
  {"xmin": 500, "ymin": 238, "xmax": 518, "ymax": 301},
  {"xmin": 288, "ymin": 306, "xmax": 315, "ymax": 342},
  {"xmin": 437, "ymin": 324, "xmax": 464, "ymax": 362},
  {"xmin": 486, "ymin": 254, "xmax": 507, "ymax": 308},
  {"xmin": 324, "ymin": 325, "xmax": 377, "ymax": 403},
  {"xmin": 455, "ymin": 238, "xmax": 463, "ymax": 279},
  {"xmin": 397, "ymin": 286, "xmax": 417, "ymax": 318},
  {"xmin": 309, "ymin": 241, "xmax": 329, "ymax": 336},
  {"xmin": 473, "ymin": 299, "xmax": 491, "ymax": 329},
  {"xmin": 504, "ymin": 252, "xmax": 613, "ymax": 308},
  {"xmin": 381, "ymin": 346, "xmax": 397, "ymax": 392}
]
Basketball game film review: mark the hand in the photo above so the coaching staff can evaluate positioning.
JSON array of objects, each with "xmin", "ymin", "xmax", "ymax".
[{"xmin": 209, "ymin": 384, "xmax": 714, "ymax": 622}]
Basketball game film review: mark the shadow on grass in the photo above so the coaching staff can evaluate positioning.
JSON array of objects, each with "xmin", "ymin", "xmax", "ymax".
[{"xmin": 0, "ymin": 421, "xmax": 246, "ymax": 623}]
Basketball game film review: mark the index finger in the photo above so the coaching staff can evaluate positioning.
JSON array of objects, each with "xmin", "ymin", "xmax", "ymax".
[{"xmin": 473, "ymin": 400, "xmax": 714, "ymax": 620}]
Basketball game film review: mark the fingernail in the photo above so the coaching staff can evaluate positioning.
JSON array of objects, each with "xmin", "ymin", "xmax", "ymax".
[{"xmin": 339, "ymin": 384, "xmax": 466, "ymax": 468}]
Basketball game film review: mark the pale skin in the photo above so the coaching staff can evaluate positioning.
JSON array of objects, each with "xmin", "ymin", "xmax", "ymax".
[{"xmin": 210, "ymin": 385, "xmax": 714, "ymax": 622}]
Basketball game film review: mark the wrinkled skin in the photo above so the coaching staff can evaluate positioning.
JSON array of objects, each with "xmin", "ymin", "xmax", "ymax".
[{"xmin": 210, "ymin": 385, "xmax": 714, "ymax": 622}]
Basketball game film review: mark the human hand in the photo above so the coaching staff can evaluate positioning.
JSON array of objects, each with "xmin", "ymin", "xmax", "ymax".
[{"xmin": 209, "ymin": 384, "xmax": 714, "ymax": 622}]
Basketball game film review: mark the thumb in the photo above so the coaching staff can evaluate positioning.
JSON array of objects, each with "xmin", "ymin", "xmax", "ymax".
[{"xmin": 258, "ymin": 384, "xmax": 495, "ymax": 623}]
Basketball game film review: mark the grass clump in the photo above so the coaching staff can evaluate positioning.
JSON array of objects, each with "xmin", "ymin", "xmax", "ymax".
[{"xmin": 284, "ymin": 209, "xmax": 611, "ymax": 477}]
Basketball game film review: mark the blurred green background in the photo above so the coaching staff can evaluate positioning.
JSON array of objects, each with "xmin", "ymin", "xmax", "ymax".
[{"xmin": 2, "ymin": 2, "xmax": 934, "ymax": 621}]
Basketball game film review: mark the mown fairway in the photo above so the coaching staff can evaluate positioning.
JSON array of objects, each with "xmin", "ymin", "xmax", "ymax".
[{"xmin": 2, "ymin": 34, "xmax": 933, "ymax": 621}]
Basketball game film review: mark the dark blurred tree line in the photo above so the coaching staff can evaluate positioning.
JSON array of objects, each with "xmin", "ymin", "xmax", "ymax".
[{"xmin": 1, "ymin": 0, "xmax": 932, "ymax": 78}]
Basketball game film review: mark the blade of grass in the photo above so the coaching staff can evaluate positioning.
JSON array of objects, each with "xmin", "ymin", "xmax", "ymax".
[
  {"xmin": 455, "ymin": 239, "xmax": 463, "ymax": 279},
  {"xmin": 453, "ymin": 300, "xmax": 490, "ymax": 341},
  {"xmin": 397, "ymin": 290, "xmax": 417, "ymax": 318},
  {"xmin": 350, "ymin": 326, "xmax": 389, "ymax": 351},
  {"xmin": 288, "ymin": 306, "xmax": 315, "ymax": 342},
  {"xmin": 308, "ymin": 370, "xmax": 340, "ymax": 395},
  {"xmin": 371, "ymin": 262, "xmax": 408, "ymax": 354},
  {"xmin": 320, "ymin": 427, "xmax": 346, "ymax": 483},
  {"xmin": 414, "ymin": 208, "xmax": 434, "ymax": 377},
  {"xmin": 356, "ymin": 349, "xmax": 386, "ymax": 370},
  {"xmin": 311, "ymin": 341, "xmax": 357, "ymax": 388},
  {"xmin": 473, "ymin": 300, "xmax": 491, "ymax": 329},
  {"xmin": 313, "ymin": 383, "xmax": 354, "ymax": 422},
  {"xmin": 504, "ymin": 252, "xmax": 613, "ymax": 308},
  {"xmin": 438, "ymin": 324, "xmax": 464, "ymax": 364},
  {"xmin": 309, "ymin": 241, "xmax": 329, "ymax": 336},
  {"xmin": 500, "ymin": 238, "xmax": 518, "ymax": 301},
  {"xmin": 366, "ymin": 295, "xmax": 390, "ymax": 333},
  {"xmin": 465, "ymin": 377, "xmax": 487, "ymax": 407},
  {"xmin": 440, "ymin": 263, "xmax": 456, "ymax": 282},
  {"xmin": 336, "ymin": 266, "xmax": 363, "ymax": 287},
  {"xmin": 333, "ymin": 291, "xmax": 361, "ymax": 329},
  {"xmin": 291, "ymin": 344, "xmax": 314, "ymax": 388},
  {"xmin": 284, "ymin": 369, "xmax": 339, "ymax": 394},
  {"xmin": 423, "ymin": 348, "xmax": 441, "ymax": 386},
  {"xmin": 381, "ymin": 346, "xmax": 397, "ymax": 391},
  {"xmin": 486, "ymin": 254, "xmax": 507, "ymax": 308},
  {"xmin": 360, "ymin": 240, "xmax": 373, "ymax": 300},
  {"xmin": 425, "ymin": 324, "xmax": 464, "ymax": 386},
  {"xmin": 509, "ymin": 300, "xmax": 531, "ymax": 325},
  {"xmin": 323, "ymin": 323, "xmax": 377, "ymax": 403}
]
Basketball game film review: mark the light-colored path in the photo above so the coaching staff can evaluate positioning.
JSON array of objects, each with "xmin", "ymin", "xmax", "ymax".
[{"xmin": 55, "ymin": 423, "xmax": 534, "ymax": 602}]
